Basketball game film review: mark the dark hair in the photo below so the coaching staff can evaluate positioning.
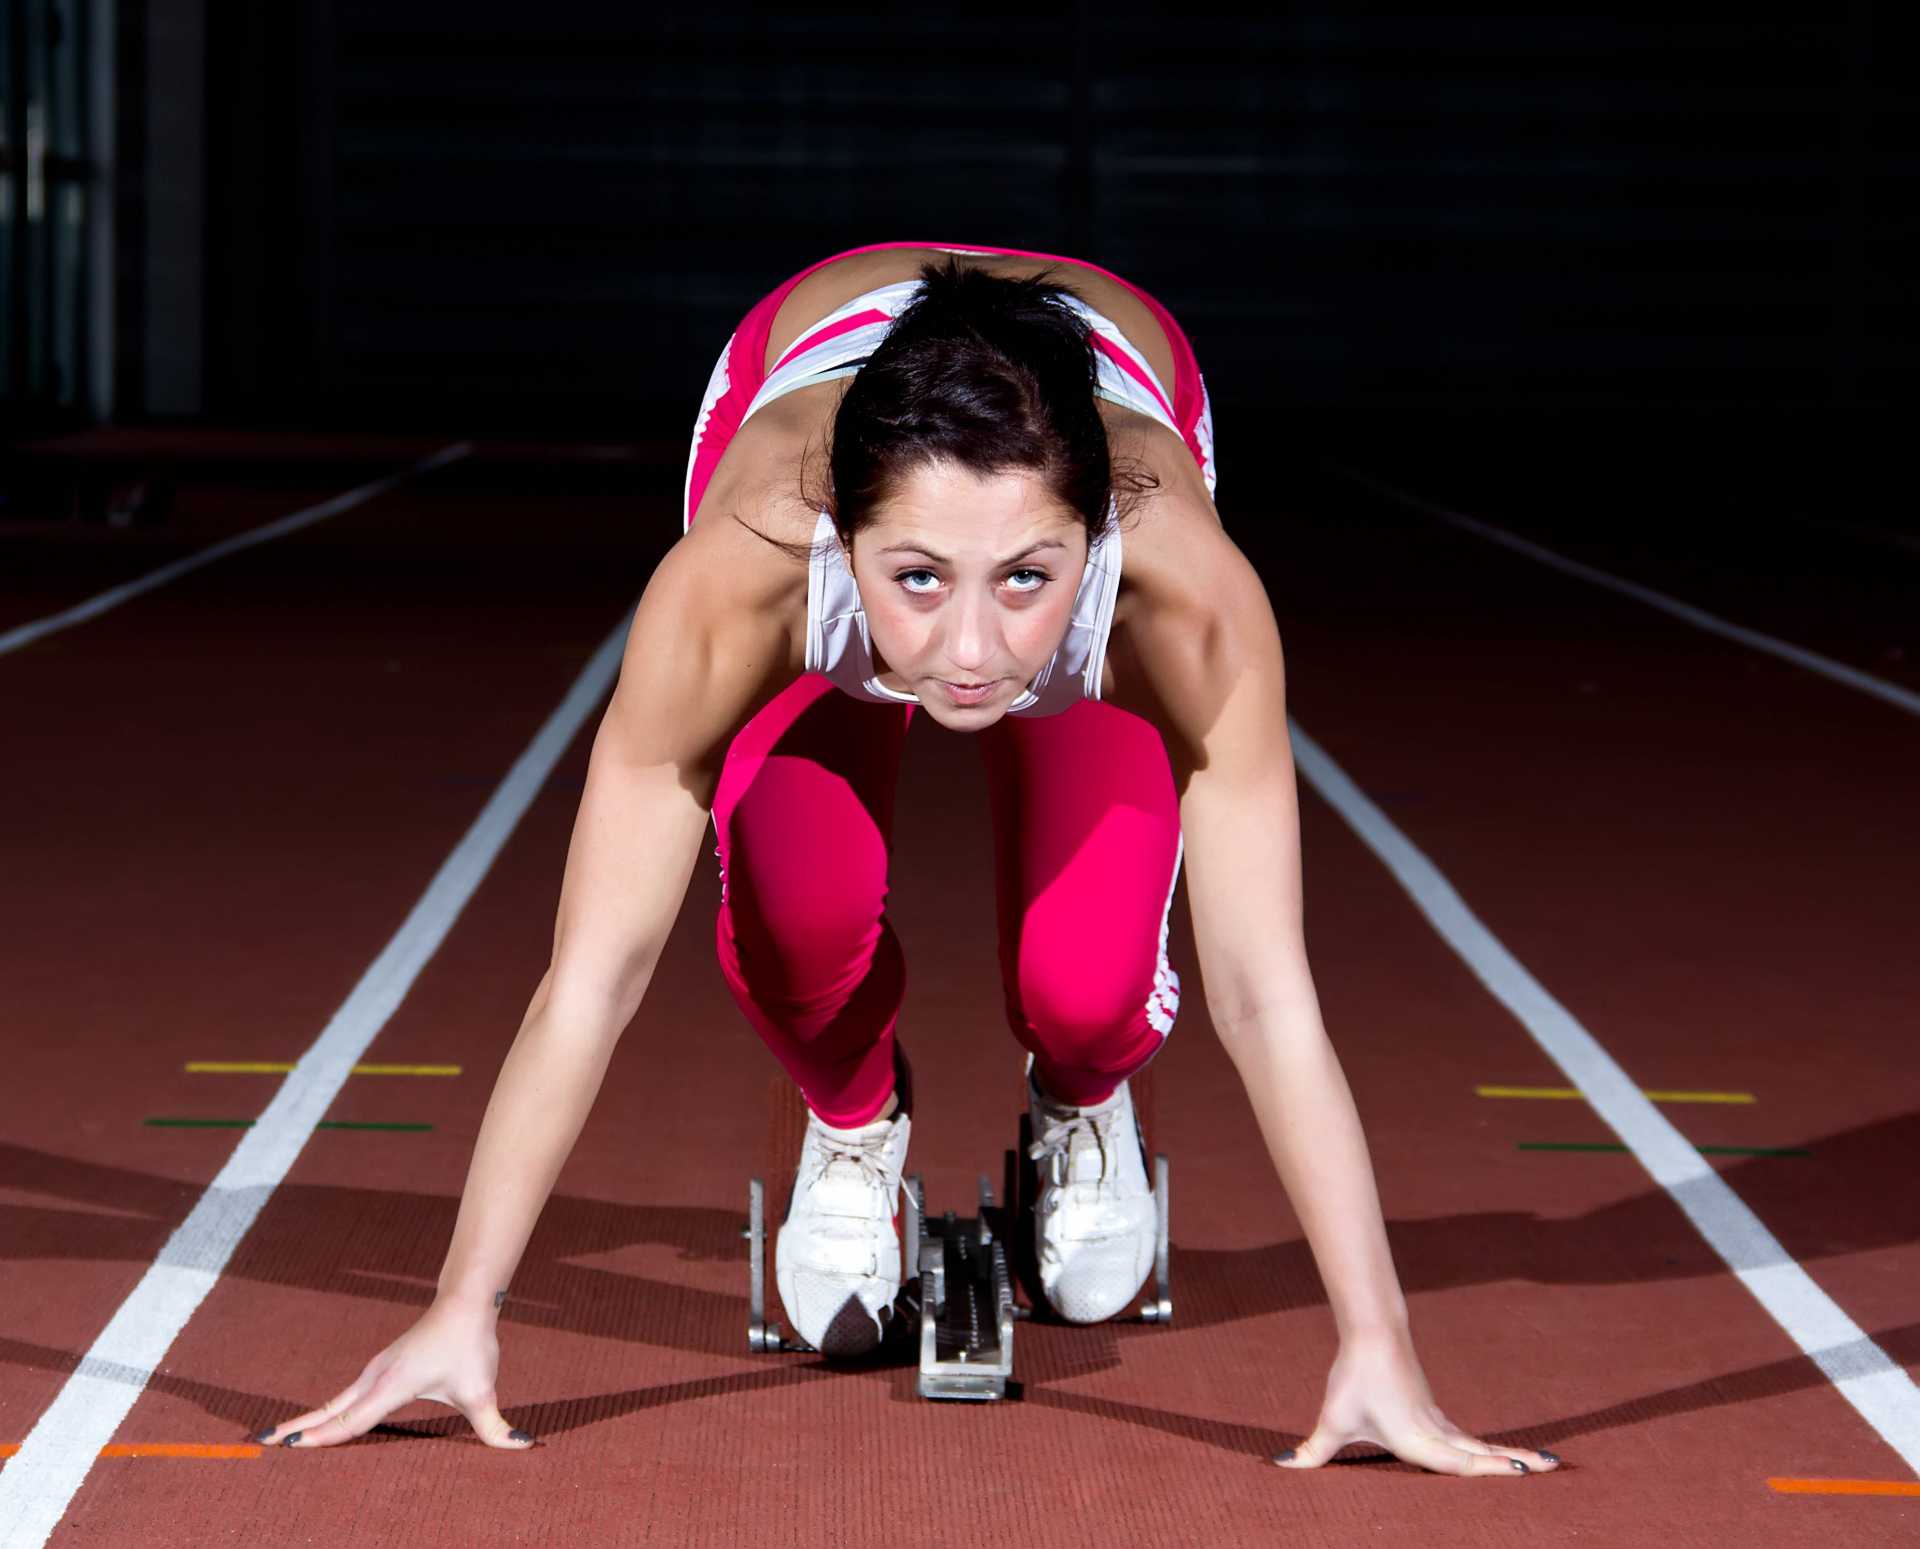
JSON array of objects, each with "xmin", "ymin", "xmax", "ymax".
[{"xmin": 745, "ymin": 258, "xmax": 1155, "ymax": 559}]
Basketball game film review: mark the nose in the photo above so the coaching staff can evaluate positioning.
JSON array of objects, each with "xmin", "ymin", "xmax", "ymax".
[{"xmin": 941, "ymin": 587, "xmax": 1002, "ymax": 677}]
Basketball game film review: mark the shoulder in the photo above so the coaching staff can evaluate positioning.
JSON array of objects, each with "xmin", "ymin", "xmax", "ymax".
[
  {"xmin": 659, "ymin": 398, "xmax": 832, "ymax": 705},
  {"xmin": 1105, "ymin": 476, "xmax": 1284, "ymax": 783},
  {"xmin": 600, "ymin": 498, "xmax": 815, "ymax": 804},
  {"xmin": 766, "ymin": 249, "xmax": 946, "ymax": 369}
]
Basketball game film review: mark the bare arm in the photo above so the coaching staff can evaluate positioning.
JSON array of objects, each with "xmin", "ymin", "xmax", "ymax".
[
  {"xmin": 1120, "ymin": 514, "xmax": 1558, "ymax": 1477},
  {"xmin": 433, "ymin": 545, "xmax": 790, "ymax": 1314},
  {"xmin": 266, "ymin": 516, "xmax": 802, "ymax": 1449}
]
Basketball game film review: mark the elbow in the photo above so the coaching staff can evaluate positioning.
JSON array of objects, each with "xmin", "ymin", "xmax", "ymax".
[
  {"xmin": 537, "ymin": 953, "xmax": 657, "ymax": 1043},
  {"xmin": 1199, "ymin": 959, "xmax": 1322, "ymax": 1052}
]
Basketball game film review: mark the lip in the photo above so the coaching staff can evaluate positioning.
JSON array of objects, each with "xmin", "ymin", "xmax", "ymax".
[{"xmin": 938, "ymin": 679, "xmax": 998, "ymax": 705}]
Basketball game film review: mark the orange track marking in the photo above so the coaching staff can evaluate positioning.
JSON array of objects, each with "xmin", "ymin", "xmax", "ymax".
[
  {"xmin": 1768, "ymin": 1477, "xmax": 1920, "ymax": 1497},
  {"xmin": 0, "ymin": 1443, "xmax": 260, "ymax": 1459}
]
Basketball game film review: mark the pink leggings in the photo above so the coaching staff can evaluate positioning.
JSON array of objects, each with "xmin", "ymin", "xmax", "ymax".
[{"xmin": 689, "ymin": 242, "xmax": 1211, "ymax": 1127}]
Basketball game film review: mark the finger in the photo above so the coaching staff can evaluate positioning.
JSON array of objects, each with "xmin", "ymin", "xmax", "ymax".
[
  {"xmin": 456, "ymin": 1390, "xmax": 538, "ymax": 1450},
  {"xmin": 282, "ymin": 1377, "xmax": 409, "ymax": 1450},
  {"xmin": 253, "ymin": 1375, "xmax": 375, "ymax": 1446},
  {"xmin": 1272, "ymin": 1422, "xmax": 1348, "ymax": 1469},
  {"xmin": 1445, "ymin": 1432, "xmax": 1563, "ymax": 1472},
  {"xmin": 1443, "ymin": 1435, "xmax": 1559, "ymax": 1474},
  {"xmin": 1389, "ymin": 1429, "xmax": 1537, "ymax": 1477}
]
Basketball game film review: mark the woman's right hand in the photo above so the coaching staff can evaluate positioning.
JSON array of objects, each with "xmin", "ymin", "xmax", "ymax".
[{"xmin": 253, "ymin": 1298, "xmax": 536, "ymax": 1451}]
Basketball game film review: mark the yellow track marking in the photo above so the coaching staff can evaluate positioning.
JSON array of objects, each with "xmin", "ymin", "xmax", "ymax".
[{"xmin": 1476, "ymin": 1085, "xmax": 1754, "ymax": 1104}]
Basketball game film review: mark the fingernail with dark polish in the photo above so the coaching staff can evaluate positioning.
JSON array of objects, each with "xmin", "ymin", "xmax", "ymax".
[
  {"xmin": 282, "ymin": 1431, "xmax": 303, "ymax": 1448},
  {"xmin": 249, "ymin": 1429, "xmax": 275, "ymax": 1444},
  {"xmin": 1510, "ymin": 1458, "xmax": 1529, "ymax": 1474},
  {"xmin": 509, "ymin": 1429, "xmax": 535, "ymax": 1445},
  {"xmin": 1272, "ymin": 1448, "xmax": 1295, "ymax": 1464},
  {"xmin": 1540, "ymin": 1450, "xmax": 1562, "ymax": 1465}
]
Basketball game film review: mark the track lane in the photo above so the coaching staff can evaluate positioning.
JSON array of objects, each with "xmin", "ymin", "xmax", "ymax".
[
  {"xmin": 6, "ymin": 452, "xmax": 1915, "ymax": 1544},
  {"xmin": 0, "ymin": 456, "xmax": 662, "ymax": 1541},
  {"xmin": 1263, "ymin": 483, "xmax": 1920, "ymax": 1450},
  {"xmin": 0, "ymin": 440, "xmax": 469, "ymax": 644},
  {"xmin": 1323, "ymin": 440, "xmax": 1920, "ymax": 704},
  {"xmin": 72, "ymin": 694, "xmax": 1911, "ymax": 1545}
]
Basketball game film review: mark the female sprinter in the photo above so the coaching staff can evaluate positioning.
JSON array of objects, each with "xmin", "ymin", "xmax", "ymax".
[{"xmin": 257, "ymin": 242, "xmax": 1560, "ymax": 1477}]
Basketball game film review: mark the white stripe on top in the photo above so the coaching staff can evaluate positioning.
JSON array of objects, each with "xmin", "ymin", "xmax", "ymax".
[{"xmin": 744, "ymin": 280, "xmax": 1184, "ymax": 443}]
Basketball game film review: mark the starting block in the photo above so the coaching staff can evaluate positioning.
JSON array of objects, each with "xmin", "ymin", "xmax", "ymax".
[
  {"xmin": 906, "ymin": 1171, "xmax": 1018, "ymax": 1399},
  {"xmin": 744, "ymin": 1069, "xmax": 1173, "ymax": 1399}
]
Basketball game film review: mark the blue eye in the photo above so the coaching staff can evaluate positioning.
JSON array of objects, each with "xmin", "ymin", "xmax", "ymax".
[{"xmin": 893, "ymin": 568, "xmax": 1051, "ymax": 596}]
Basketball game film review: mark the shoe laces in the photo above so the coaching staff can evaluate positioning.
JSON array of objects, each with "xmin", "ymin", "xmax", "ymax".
[
  {"xmin": 807, "ymin": 1122, "xmax": 900, "ymax": 1202},
  {"xmin": 1028, "ymin": 1104, "xmax": 1119, "ymax": 1189}
]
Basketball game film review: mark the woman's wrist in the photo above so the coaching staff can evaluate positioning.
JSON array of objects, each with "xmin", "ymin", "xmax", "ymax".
[
  {"xmin": 1336, "ymin": 1289, "xmax": 1413, "ymax": 1351},
  {"xmin": 433, "ymin": 1277, "xmax": 508, "ymax": 1321},
  {"xmin": 1332, "ymin": 1298, "xmax": 1411, "ymax": 1348}
]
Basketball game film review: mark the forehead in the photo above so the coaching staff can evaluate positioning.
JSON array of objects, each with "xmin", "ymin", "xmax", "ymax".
[{"xmin": 867, "ymin": 462, "xmax": 1084, "ymax": 556}]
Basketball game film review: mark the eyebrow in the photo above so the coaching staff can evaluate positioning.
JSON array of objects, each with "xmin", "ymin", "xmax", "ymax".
[{"xmin": 877, "ymin": 539, "xmax": 1069, "ymax": 565}]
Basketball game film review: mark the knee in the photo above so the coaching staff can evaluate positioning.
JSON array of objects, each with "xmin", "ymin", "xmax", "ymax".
[
  {"xmin": 718, "ymin": 774, "xmax": 893, "ymax": 1001},
  {"xmin": 1011, "ymin": 965, "xmax": 1161, "ymax": 1072},
  {"xmin": 722, "ymin": 881, "xmax": 890, "ymax": 1004}
]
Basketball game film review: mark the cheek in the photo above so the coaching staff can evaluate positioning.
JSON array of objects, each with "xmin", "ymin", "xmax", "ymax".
[
  {"xmin": 1007, "ymin": 588, "xmax": 1079, "ymax": 658},
  {"xmin": 863, "ymin": 593, "xmax": 928, "ymax": 649}
]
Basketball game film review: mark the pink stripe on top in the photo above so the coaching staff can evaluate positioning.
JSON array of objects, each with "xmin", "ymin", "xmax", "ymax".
[
  {"xmin": 771, "ymin": 308, "xmax": 893, "ymax": 374},
  {"xmin": 1090, "ymin": 334, "xmax": 1176, "ymax": 422}
]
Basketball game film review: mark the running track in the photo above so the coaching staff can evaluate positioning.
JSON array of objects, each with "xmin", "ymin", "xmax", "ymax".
[{"xmin": 0, "ymin": 431, "xmax": 1914, "ymax": 1546}]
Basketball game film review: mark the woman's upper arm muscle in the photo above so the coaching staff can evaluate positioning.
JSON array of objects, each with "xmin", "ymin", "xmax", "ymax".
[
  {"xmin": 545, "ymin": 524, "xmax": 803, "ymax": 1024},
  {"xmin": 1116, "ymin": 518, "xmax": 1309, "ymax": 1033}
]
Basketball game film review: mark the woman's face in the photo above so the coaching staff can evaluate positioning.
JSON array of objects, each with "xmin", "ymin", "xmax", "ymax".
[{"xmin": 847, "ymin": 460, "xmax": 1090, "ymax": 731}]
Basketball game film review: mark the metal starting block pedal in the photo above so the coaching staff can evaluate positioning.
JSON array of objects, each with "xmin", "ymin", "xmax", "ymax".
[{"xmin": 744, "ymin": 1176, "xmax": 809, "ymax": 1354}]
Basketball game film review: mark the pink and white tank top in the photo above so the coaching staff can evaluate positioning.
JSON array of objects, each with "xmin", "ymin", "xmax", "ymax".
[{"xmin": 699, "ymin": 276, "xmax": 1193, "ymax": 717}]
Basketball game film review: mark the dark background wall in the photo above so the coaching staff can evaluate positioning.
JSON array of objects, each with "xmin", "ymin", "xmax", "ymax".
[{"xmin": 172, "ymin": 3, "xmax": 1917, "ymax": 432}]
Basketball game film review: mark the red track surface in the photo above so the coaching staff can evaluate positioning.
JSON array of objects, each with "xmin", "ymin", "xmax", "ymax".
[{"xmin": 2, "ymin": 438, "xmax": 1914, "ymax": 1546}]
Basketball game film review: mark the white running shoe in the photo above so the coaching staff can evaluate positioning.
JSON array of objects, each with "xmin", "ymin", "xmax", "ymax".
[
  {"xmin": 775, "ymin": 1103, "xmax": 912, "ymax": 1356},
  {"xmin": 1025, "ymin": 1057, "xmax": 1157, "ymax": 1323}
]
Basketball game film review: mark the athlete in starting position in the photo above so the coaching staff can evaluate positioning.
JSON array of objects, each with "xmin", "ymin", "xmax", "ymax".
[{"xmin": 260, "ymin": 242, "xmax": 1560, "ymax": 1477}]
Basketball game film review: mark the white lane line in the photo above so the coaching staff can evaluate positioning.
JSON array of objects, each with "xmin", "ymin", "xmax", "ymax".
[
  {"xmin": 0, "ymin": 608, "xmax": 633, "ymax": 1547},
  {"xmin": 1289, "ymin": 719, "xmax": 1920, "ymax": 1474},
  {"xmin": 0, "ymin": 442, "xmax": 473, "ymax": 659},
  {"xmin": 1780, "ymin": 512, "xmax": 1920, "ymax": 561},
  {"xmin": 1333, "ymin": 465, "xmax": 1920, "ymax": 721}
]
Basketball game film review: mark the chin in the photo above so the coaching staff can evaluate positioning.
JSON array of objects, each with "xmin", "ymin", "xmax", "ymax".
[{"xmin": 921, "ymin": 698, "xmax": 1013, "ymax": 732}]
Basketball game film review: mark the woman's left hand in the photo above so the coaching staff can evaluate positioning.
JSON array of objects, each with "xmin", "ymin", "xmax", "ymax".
[{"xmin": 1273, "ymin": 1325, "xmax": 1562, "ymax": 1478}]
